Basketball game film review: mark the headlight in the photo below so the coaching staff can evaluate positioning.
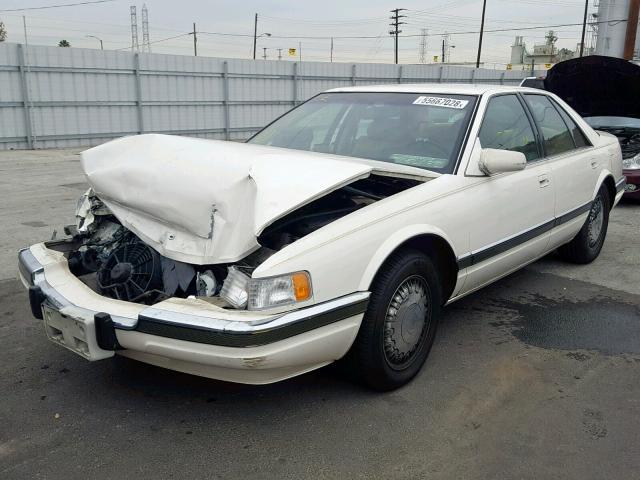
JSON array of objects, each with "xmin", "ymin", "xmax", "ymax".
[
  {"xmin": 220, "ymin": 266, "xmax": 250, "ymax": 309},
  {"xmin": 248, "ymin": 271, "xmax": 312, "ymax": 310},
  {"xmin": 622, "ymin": 153, "xmax": 640, "ymax": 170},
  {"xmin": 220, "ymin": 269, "xmax": 312, "ymax": 310}
]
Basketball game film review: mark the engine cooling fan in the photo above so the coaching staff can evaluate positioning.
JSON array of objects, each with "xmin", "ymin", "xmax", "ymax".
[{"xmin": 97, "ymin": 240, "xmax": 163, "ymax": 303}]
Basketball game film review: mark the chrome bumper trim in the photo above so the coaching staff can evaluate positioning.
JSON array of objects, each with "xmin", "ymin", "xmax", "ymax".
[
  {"xmin": 19, "ymin": 246, "xmax": 370, "ymax": 347},
  {"xmin": 136, "ymin": 292, "xmax": 370, "ymax": 348},
  {"xmin": 18, "ymin": 247, "xmax": 44, "ymax": 285}
]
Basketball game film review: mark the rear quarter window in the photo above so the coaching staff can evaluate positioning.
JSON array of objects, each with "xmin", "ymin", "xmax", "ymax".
[
  {"xmin": 524, "ymin": 94, "xmax": 576, "ymax": 156},
  {"xmin": 552, "ymin": 100, "xmax": 591, "ymax": 148}
]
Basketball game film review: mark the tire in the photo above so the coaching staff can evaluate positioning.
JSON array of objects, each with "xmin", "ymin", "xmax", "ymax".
[
  {"xmin": 558, "ymin": 184, "xmax": 610, "ymax": 264},
  {"xmin": 346, "ymin": 249, "xmax": 442, "ymax": 391}
]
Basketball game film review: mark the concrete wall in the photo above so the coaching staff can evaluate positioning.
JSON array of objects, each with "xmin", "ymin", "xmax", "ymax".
[{"xmin": 0, "ymin": 42, "xmax": 534, "ymax": 150}]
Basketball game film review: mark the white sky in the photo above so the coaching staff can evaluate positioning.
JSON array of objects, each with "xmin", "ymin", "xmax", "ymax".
[{"xmin": 0, "ymin": 0, "xmax": 596, "ymax": 67}]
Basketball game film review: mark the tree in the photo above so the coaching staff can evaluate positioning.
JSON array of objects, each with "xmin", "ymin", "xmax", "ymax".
[
  {"xmin": 0, "ymin": 22, "xmax": 7, "ymax": 42},
  {"xmin": 58, "ymin": 39, "xmax": 70, "ymax": 47}
]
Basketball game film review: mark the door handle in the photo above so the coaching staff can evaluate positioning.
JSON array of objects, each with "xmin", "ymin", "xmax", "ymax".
[{"xmin": 538, "ymin": 174, "xmax": 550, "ymax": 188}]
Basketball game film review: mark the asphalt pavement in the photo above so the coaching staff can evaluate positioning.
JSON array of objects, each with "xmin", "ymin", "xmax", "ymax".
[{"xmin": 1, "ymin": 149, "xmax": 639, "ymax": 480}]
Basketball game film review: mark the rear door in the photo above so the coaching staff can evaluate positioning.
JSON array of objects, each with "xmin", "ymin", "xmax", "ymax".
[{"xmin": 522, "ymin": 94, "xmax": 597, "ymax": 249}]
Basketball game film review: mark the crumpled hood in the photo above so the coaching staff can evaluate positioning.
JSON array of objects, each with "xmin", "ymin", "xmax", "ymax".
[
  {"xmin": 545, "ymin": 55, "xmax": 640, "ymax": 119},
  {"xmin": 81, "ymin": 134, "xmax": 383, "ymax": 264}
]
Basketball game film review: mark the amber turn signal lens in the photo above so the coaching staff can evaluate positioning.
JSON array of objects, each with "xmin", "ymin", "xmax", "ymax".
[{"xmin": 291, "ymin": 272, "xmax": 312, "ymax": 301}]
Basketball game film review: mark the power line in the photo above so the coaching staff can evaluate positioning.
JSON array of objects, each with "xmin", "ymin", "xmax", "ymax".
[
  {"xmin": 260, "ymin": 14, "xmax": 387, "ymax": 26},
  {"xmin": 0, "ymin": 0, "xmax": 117, "ymax": 12},
  {"xmin": 198, "ymin": 19, "xmax": 628, "ymax": 40},
  {"xmin": 114, "ymin": 33, "xmax": 191, "ymax": 51}
]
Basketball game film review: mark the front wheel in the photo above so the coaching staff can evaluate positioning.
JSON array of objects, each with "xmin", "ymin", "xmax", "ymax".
[
  {"xmin": 558, "ymin": 184, "xmax": 610, "ymax": 264},
  {"xmin": 347, "ymin": 249, "xmax": 442, "ymax": 391}
]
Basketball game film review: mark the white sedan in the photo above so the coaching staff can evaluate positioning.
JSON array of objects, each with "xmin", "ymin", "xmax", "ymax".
[{"xmin": 18, "ymin": 84, "xmax": 625, "ymax": 390}]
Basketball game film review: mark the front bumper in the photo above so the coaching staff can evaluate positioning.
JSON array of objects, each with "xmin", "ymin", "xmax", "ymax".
[
  {"xmin": 19, "ymin": 243, "xmax": 369, "ymax": 384},
  {"xmin": 623, "ymin": 169, "xmax": 640, "ymax": 199}
]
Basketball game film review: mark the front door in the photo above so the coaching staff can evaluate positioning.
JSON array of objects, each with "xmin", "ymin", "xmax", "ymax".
[{"xmin": 458, "ymin": 93, "xmax": 555, "ymax": 295}]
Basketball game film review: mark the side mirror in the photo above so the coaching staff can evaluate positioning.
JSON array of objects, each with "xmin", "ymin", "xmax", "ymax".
[{"xmin": 479, "ymin": 148, "xmax": 526, "ymax": 175}]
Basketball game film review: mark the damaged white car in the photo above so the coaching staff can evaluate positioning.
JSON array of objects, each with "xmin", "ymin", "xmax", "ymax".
[{"xmin": 19, "ymin": 85, "xmax": 625, "ymax": 390}]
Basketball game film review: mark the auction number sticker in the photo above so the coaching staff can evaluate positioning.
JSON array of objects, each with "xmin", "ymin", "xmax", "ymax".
[{"xmin": 412, "ymin": 96, "xmax": 469, "ymax": 109}]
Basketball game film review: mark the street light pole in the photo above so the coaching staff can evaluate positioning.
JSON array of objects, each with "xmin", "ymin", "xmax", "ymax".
[
  {"xmin": 330, "ymin": 37, "xmax": 334, "ymax": 62},
  {"xmin": 86, "ymin": 35, "xmax": 103, "ymax": 50},
  {"xmin": 253, "ymin": 29, "xmax": 271, "ymax": 60},
  {"xmin": 192, "ymin": 22, "xmax": 197, "ymax": 56},
  {"xmin": 253, "ymin": 13, "xmax": 258, "ymax": 59}
]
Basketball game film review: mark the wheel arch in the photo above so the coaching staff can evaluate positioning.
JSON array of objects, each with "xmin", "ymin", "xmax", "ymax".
[
  {"xmin": 358, "ymin": 226, "xmax": 460, "ymax": 304},
  {"xmin": 596, "ymin": 171, "xmax": 616, "ymax": 210}
]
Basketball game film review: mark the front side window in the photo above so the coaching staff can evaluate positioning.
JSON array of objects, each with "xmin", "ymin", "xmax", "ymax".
[
  {"xmin": 478, "ymin": 94, "xmax": 539, "ymax": 162},
  {"xmin": 248, "ymin": 92, "xmax": 477, "ymax": 174},
  {"xmin": 524, "ymin": 94, "xmax": 576, "ymax": 156}
]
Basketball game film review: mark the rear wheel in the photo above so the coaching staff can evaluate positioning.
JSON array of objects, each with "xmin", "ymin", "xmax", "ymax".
[
  {"xmin": 347, "ymin": 249, "xmax": 442, "ymax": 391},
  {"xmin": 558, "ymin": 184, "xmax": 610, "ymax": 264}
]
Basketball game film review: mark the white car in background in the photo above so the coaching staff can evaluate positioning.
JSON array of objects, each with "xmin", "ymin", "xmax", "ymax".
[
  {"xmin": 519, "ymin": 76, "xmax": 546, "ymax": 89},
  {"xmin": 19, "ymin": 84, "xmax": 625, "ymax": 391}
]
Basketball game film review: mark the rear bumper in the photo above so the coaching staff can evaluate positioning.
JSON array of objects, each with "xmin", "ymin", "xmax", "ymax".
[
  {"xmin": 623, "ymin": 169, "xmax": 640, "ymax": 199},
  {"xmin": 19, "ymin": 243, "xmax": 369, "ymax": 384}
]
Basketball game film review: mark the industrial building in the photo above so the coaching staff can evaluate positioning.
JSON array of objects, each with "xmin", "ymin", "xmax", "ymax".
[
  {"xmin": 509, "ymin": 31, "xmax": 583, "ymax": 71},
  {"xmin": 508, "ymin": 0, "xmax": 640, "ymax": 71}
]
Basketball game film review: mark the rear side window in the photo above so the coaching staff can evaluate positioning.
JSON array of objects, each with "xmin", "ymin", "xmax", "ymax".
[
  {"xmin": 478, "ymin": 94, "xmax": 540, "ymax": 162},
  {"xmin": 524, "ymin": 94, "xmax": 575, "ymax": 157},
  {"xmin": 552, "ymin": 100, "xmax": 590, "ymax": 148}
]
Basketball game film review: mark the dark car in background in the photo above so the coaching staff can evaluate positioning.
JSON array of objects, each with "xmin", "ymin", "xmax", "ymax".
[{"xmin": 545, "ymin": 55, "xmax": 640, "ymax": 198}]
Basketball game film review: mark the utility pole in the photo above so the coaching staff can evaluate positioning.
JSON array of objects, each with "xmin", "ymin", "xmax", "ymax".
[
  {"xmin": 330, "ymin": 37, "xmax": 334, "ymax": 62},
  {"xmin": 531, "ymin": 54, "xmax": 535, "ymax": 75},
  {"xmin": 253, "ymin": 13, "xmax": 258, "ymax": 60},
  {"xmin": 579, "ymin": 0, "xmax": 588, "ymax": 56},
  {"xmin": 299, "ymin": 41, "xmax": 302, "ymax": 61},
  {"xmin": 623, "ymin": 0, "xmax": 640, "ymax": 60},
  {"xmin": 389, "ymin": 8, "xmax": 406, "ymax": 64},
  {"xmin": 476, "ymin": 0, "xmax": 487, "ymax": 68},
  {"xmin": 277, "ymin": 48, "xmax": 282, "ymax": 60},
  {"xmin": 192, "ymin": 22, "xmax": 197, "ymax": 56},
  {"xmin": 263, "ymin": 47, "xmax": 267, "ymax": 60},
  {"xmin": 22, "ymin": 15, "xmax": 28, "ymax": 46},
  {"xmin": 442, "ymin": 37, "xmax": 445, "ymax": 63}
]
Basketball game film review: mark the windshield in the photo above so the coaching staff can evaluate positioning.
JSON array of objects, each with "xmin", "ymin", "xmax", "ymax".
[{"xmin": 248, "ymin": 92, "xmax": 477, "ymax": 174}]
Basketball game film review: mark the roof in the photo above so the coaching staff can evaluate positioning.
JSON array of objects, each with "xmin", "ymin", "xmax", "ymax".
[{"xmin": 327, "ymin": 83, "xmax": 528, "ymax": 95}]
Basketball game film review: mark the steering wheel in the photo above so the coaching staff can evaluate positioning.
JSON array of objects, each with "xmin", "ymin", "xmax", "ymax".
[{"xmin": 419, "ymin": 139, "xmax": 450, "ymax": 158}]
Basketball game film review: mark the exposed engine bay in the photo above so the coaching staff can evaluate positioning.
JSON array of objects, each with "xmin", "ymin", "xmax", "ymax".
[
  {"xmin": 62, "ymin": 174, "xmax": 421, "ymax": 308},
  {"xmin": 590, "ymin": 126, "xmax": 640, "ymax": 159}
]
